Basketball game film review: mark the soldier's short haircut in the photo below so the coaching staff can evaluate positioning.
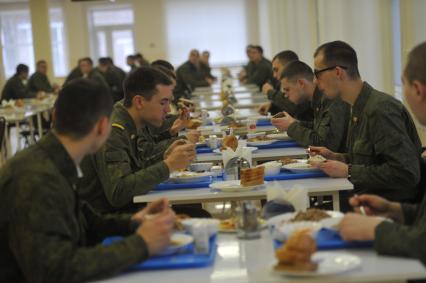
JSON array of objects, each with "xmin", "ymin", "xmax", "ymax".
[
  {"xmin": 273, "ymin": 50, "xmax": 299, "ymax": 66},
  {"xmin": 154, "ymin": 65, "xmax": 176, "ymax": 80},
  {"xmin": 54, "ymin": 78, "xmax": 113, "ymax": 139},
  {"xmin": 314, "ymin": 40, "xmax": 360, "ymax": 79},
  {"xmin": 281, "ymin": 60, "xmax": 314, "ymax": 82},
  {"xmin": 78, "ymin": 57, "xmax": 93, "ymax": 66},
  {"xmin": 16, "ymin": 64, "xmax": 29, "ymax": 75},
  {"xmin": 151, "ymin": 60, "xmax": 175, "ymax": 71},
  {"xmin": 98, "ymin": 57, "xmax": 111, "ymax": 66},
  {"xmin": 123, "ymin": 66, "xmax": 173, "ymax": 107},
  {"xmin": 36, "ymin": 60, "xmax": 47, "ymax": 67},
  {"xmin": 253, "ymin": 45, "xmax": 264, "ymax": 54},
  {"xmin": 405, "ymin": 42, "xmax": 426, "ymax": 85}
]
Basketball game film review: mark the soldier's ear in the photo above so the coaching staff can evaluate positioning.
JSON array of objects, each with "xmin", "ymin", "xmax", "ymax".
[
  {"xmin": 96, "ymin": 116, "xmax": 110, "ymax": 137},
  {"xmin": 412, "ymin": 80, "xmax": 426, "ymax": 102}
]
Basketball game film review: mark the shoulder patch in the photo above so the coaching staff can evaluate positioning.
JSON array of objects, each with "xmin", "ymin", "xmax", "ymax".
[{"xmin": 112, "ymin": 123, "xmax": 125, "ymax": 130}]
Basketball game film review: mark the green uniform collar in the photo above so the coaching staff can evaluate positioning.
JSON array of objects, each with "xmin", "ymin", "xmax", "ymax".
[
  {"xmin": 38, "ymin": 132, "xmax": 80, "ymax": 188},
  {"xmin": 112, "ymin": 103, "xmax": 138, "ymax": 137},
  {"xmin": 351, "ymin": 82, "xmax": 373, "ymax": 118}
]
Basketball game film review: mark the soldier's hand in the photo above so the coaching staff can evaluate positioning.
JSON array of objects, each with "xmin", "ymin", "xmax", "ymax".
[
  {"xmin": 170, "ymin": 108, "xmax": 190, "ymax": 135},
  {"xmin": 185, "ymin": 130, "xmax": 201, "ymax": 144},
  {"xmin": 257, "ymin": 102, "xmax": 271, "ymax": 115},
  {"xmin": 261, "ymin": 83, "xmax": 274, "ymax": 95},
  {"xmin": 165, "ymin": 143, "xmax": 196, "ymax": 171},
  {"xmin": 131, "ymin": 198, "xmax": 170, "ymax": 224},
  {"xmin": 164, "ymin": 139, "xmax": 187, "ymax": 159},
  {"xmin": 271, "ymin": 112, "xmax": 296, "ymax": 131},
  {"xmin": 339, "ymin": 213, "xmax": 383, "ymax": 242},
  {"xmin": 316, "ymin": 160, "xmax": 348, "ymax": 178},
  {"xmin": 136, "ymin": 209, "xmax": 176, "ymax": 256},
  {"xmin": 307, "ymin": 146, "xmax": 342, "ymax": 161},
  {"xmin": 349, "ymin": 194, "xmax": 403, "ymax": 222},
  {"xmin": 206, "ymin": 77, "xmax": 214, "ymax": 85}
]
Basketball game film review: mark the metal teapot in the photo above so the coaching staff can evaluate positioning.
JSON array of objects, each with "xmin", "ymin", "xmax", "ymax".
[{"xmin": 224, "ymin": 156, "xmax": 251, "ymax": 181}]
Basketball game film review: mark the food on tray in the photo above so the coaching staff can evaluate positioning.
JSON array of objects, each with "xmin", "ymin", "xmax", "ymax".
[
  {"xmin": 221, "ymin": 135, "xmax": 238, "ymax": 151},
  {"xmin": 228, "ymin": 122, "xmax": 243, "ymax": 129},
  {"xmin": 290, "ymin": 209, "xmax": 331, "ymax": 222},
  {"xmin": 187, "ymin": 119, "xmax": 202, "ymax": 129},
  {"xmin": 14, "ymin": 99, "xmax": 24, "ymax": 108},
  {"xmin": 308, "ymin": 155, "xmax": 327, "ymax": 164},
  {"xmin": 280, "ymin": 157, "xmax": 298, "ymax": 165},
  {"xmin": 247, "ymin": 136, "xmax": 271, "ymax": 142},
  {"xmin": 275, "ymin": 229, "xmax": 318, "ymax": 272},
  {"xmin": 219, "ymin": 217, "xmax": 237, "ymax": 231},
  {"xmin": 240, "ymin": 166, "xmax": 264, "ymax": 187}
]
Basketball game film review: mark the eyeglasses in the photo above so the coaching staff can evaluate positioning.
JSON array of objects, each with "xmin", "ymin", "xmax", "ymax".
[{"xmin": 314, "ymin": 65, "xmax": 347, "ymax": 78}]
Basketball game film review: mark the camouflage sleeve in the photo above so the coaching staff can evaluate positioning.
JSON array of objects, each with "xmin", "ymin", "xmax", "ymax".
[
  {"xmin": 270, "ymin": 91, "xmax": 301, "ymax": 117},
  {"xmin": 180, "ymin": 67, "xmax": 209, "ymax": 87},
  {"xmin": 374, "ymin": 217, "xmax": 426, "ymax": 265},
  {"xmin": 287, "ymin": 100, "xmax": 348, "ymax": 151},
  {"xmin": 137, "ymin": 137, "xmax": 176, "ymax": 168},
  {"xmin": 350, "ymin": 102, "xmax": 421, "ymax": 192},
  {"xmin": 80, "ymin": 202, "xmax": 135, "ymax": 244},
  {"xmin": 96, "ymin": 128, "xmax": 170, "ymax": 209},
  {"xmin": 32, "ymin": 75, "xmax": 53, "ymax": 93},
  {"xmin": 246, "ymin": 64, "xmax": 271, "ymax": 86},
  {"xmin": 8, "ymin": 176, "xmax": 149, "ymax": 282},
  {"xmin": 401, "ymin": 203, "xmax": 419, "ymax": 225}
]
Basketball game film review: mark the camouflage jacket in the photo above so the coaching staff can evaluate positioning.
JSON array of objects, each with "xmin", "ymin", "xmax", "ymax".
[
  {"xmin": 375, "ymin": 157, "xmax": 426, "ymax": 264},
  {"xmin": 344, "ymin": 82, "xmax": 422, "ymax": 201},
  {"xmin": 287, "ymin": 88, "xmax": 350, "ymax": 152},
  {"xmin": 1, "ymin": 75, "xmax": 33, "ymax": 101},
  {"xmin": 90, "ymin": 103, "xmax": 170, "ymax": 211},
  {"xmin": 267, "ymin": 88, "xmax": 314, "ymax": 122},
  {"xmin": 0, "ymin": 132, "xmax": 148, "ymax": 283},
  {"xmin": 28, "ymin": 71, "xmax": 53, "ymax": 93},
  {"xmin": 246, "ymin": 57, "xmax": 273, "ymax": 88}
]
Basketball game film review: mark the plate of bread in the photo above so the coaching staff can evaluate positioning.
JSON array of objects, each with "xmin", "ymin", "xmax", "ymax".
[
  {"xmin": 273, "ymin": 229, "xmax": 361, "ymax": 276},
  {"xmin": 209, "ymin": 167, "xmax": 266, "ymax": 192},
  {"xmin": 281, "ymin": 155, "xmax": 326, "ymax": 173}
]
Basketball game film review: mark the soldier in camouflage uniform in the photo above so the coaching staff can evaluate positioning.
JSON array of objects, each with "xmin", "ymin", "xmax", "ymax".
[
  {"xmin": 271, "ymin": 60, "xmax": 350, "ymax": 152},
  {"xmin": 27, "ymin": 60, "xmax": 57, "ymax": 94},
  {"xmin": 339, "ymin": 41, "xmax": 426, "ymax": 265},
  {"xmin": 79, "ymin": 67, "xmax": 196, "ymax": 213},
  {"xmin": 258, "ymin": 50, "xmax": 313, "ymax": 120},
  {"xmin": 1, "ymin": 64, "xmax": 33, "ymax": 101},
  {"xmin": 0, "ymin": 78, "xmax": 176, "ymax": 282},
  {"xmin": 311, "ymin": 41, "xmax": 422, "ymax": 205},
  {"xmin": 240, "ymin": 46, "xmax": 273, "ymax": 88}
]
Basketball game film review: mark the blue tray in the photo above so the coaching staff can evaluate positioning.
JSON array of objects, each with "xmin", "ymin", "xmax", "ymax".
[
  {"xmin": 196, "ymin": 140, "xmax": 299, "ymax": 154},
  {"xmin": 256, "ymin": 120, "xmax": 272, "ymax": 127},
  {"xmin": 155, "ymin": 180, "xmax": 212, "ymax": 191},
  {"xmin": 264, "ymin": 170, "xmax": 327, "ymax": 181},
  {"xmin": 273, "ymin": 228, "xmax": 373, "ymax": 251},
  {"xmin": 103, "ymin": 235, "xmax": 217, "ymax": 270}
]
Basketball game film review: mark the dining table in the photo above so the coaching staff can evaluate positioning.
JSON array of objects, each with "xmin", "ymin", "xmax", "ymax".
[{"xmin": 95, "ymin": 230, "xmax": 426, "ymax": 283}]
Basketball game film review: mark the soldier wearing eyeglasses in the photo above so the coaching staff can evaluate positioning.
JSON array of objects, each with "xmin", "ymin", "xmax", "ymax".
[{"xmin": 310, "ymin": 40, "xmax": 422, "ymax": 210}]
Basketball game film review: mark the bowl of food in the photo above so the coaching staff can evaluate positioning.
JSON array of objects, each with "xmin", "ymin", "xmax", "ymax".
[
  {"xmin": 181, "ymin": 218, "xmax": 220, "ymax": 237},
  {"xmin": 189, "ymin": 162, "xmax": 213, "ymax": 172},
  {"xmin": 260, "ymin": 161, "xmax": 282, "ymax": 176}
]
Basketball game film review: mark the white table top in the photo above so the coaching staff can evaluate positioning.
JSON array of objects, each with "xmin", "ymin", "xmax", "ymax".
[
  {"xmin": 96, "ymin": 231, "xmax": 426, "ymax": 283},
  {"xmin": 133, "ymin": 177, "xmax": 352, "ymax": 204},
  {"xmin": 195, "ymin": 147, "xmax": 307, "ymax": 163}
]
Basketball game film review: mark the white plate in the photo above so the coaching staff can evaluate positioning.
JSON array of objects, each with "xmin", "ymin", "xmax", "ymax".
[
  {"xmin": 282, "ymin": 160, "xmax": 321, "ymax": 173},
  {"xmin": 268, "ymin": 211, "xmax": 344, "ymax": 241},
  {"xmin": 168, "ymin": 171, "xmax": 213, "ymax": 183},
  {"xmin": 213, "ymin": 146, "xmax": 258, "ymax": 154},
  {"xmin": 158, "ymin": 234, "xmax": 194, "ymax": 256},
  {"xmin": 266, "ymin": 133, "xmax": 291, "ymax": 141},
  {"xmin": 247, "ymin": 139, "xmax": 278, "ymax": 146},
  {"xmin": 274, "ymin": 252, "xmax": 362, "ymax": 277},
  {"xmin": 209, "ymin": 180, "xmax": 267, "ymax": 192}
]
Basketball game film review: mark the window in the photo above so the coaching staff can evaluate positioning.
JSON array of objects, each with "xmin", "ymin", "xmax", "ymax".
[
  {"xmin": 0, "ymin": 9, "xmax": 35, "ymax": 78},
  {"xmin": 164, "ymin": 0, "xmax": 248, "ymax": 66},
  {"xmin": 88, "ymin": 6, "xmax": 135, "ymax": 71},
  {"xmin": 49, "ymin": 7, "xmax": 68, "ymax": 77}
]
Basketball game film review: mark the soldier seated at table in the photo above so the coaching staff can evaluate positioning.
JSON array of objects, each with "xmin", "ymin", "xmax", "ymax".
[
  {"xmin": 1, "ymin": 64, "xmax": 33, "ymax": 102},
  {"xmin": 97, "ymin": 57, "xmax": 126, "ymax": 103},
  {"xmin": 310, "ymin": 41, "xmax": 422, "ymax": 210},
  {"xmin": 240, "ymin": 45, "xmax": 273, "ymax": 89},
  {"xmin": 200, "ymin": 50, "xmax": 217, "ymax": 81},
  {"xmin": 79, "ymin": 67, "xmax": 198, "ymax": 214},
  {"xmin": 338, "ymin": 41, "xmax": 426, "ymax": 265},
  {"xmin": 258, "ymin": 50, "xmax": 313, "ymax": 120},
  {"xmin": 271, "ymin": 60, "xmax": 350, "ymax": 153},
  {"xmin": 28, "ymin": 60, "xmax": 59, "ymax": 94},
  {"xmin": 0, "ymin": 78, "xmax": 176, "ymax": 282},
  {"xmin": 64, "ymin": 57, "xmax": 110, "ymax": 92}
]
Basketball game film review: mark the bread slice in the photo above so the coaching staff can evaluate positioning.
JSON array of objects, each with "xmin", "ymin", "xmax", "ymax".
[{"xmin": 240, "ymin": 167, "xmax": 264, "ymax": 187}]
